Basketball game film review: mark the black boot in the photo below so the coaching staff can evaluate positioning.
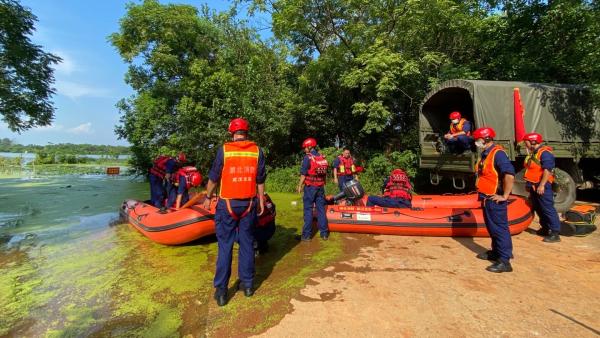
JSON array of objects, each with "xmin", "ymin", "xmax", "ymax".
[
  {"xmin": 486, "ymin": 260, "xmax": 513, "ymax": 273},
  {"xmin": 543, "ymin": 231, "xmax": 561, "ymax": 243},
  {"xmin": 536, "ymin": 227, "xmax": 550, "ymax": 236},
  {"xmin": 238, "ymin": 283, "xmax": 254, "ymax": 297},
  {"xmin": 214, "ymin": 290, "xmax": 227, "ymax": 307},
  {"xmin": 476, "ymin": 250, "xmax": 499, "ymax": 261}
]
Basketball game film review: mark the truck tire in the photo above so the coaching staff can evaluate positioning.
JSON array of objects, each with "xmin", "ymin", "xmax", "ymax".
[{"xmin": 552, "ymin": 168, "xmax": 576, "ymax": 213}]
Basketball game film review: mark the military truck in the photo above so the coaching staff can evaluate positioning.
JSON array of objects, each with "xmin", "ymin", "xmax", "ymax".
[{"xmin": 419, "ymin": 80, "xmax": 600, "ymax": 212}]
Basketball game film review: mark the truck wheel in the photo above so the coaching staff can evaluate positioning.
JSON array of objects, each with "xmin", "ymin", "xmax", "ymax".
[{"xmin": 553, "ymin": 168, "xmax": 576, "ymax": 213}]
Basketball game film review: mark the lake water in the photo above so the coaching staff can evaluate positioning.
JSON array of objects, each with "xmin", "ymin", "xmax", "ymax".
[{"xmin": 0, "ymin": 175, "xmax": 219, "ymax": 336}]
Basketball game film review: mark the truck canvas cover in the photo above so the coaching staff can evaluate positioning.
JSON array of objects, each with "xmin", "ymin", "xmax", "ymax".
[{"xmin": 420, "ymin": 79, "xmax": 600, "ymax": 143}]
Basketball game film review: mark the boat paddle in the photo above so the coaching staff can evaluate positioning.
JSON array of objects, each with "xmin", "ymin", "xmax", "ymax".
[{"xmin": 180, "ymin": 190, "xmax": 208, "ymax": 210}]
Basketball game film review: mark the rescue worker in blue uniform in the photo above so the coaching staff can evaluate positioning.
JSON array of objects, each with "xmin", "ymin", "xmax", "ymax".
[
  {"xmin": 166, "ymin": 166, "xmax": 202, "ymax": 210},
  {"xmin": 297, "ymin": 137, "xmax": 329, "ymax": 241},
  {"xmin": 366, "ymin": 169, "xmax": 412, "ymax": 208},
  {"xmin": 148, "ymin": 152, "xmax": 186, "ymax": 207},
  {"xmin": 444, "ymin": 111, "xmax": 472, "ymax": 154},
  {"xmin": 522, "ymin": 132, "xmax": 561, "ymax": 243},
  {"xmin": 473, "ymin": 127, "xmax": 515, "ymax": 273},
  {"xmin": 333, "ymin": 147, "xmax": 359, "ymax": 192},
  {"xmin": 204, "ymin": 118, "xmax": 266, "ymax": 307}
]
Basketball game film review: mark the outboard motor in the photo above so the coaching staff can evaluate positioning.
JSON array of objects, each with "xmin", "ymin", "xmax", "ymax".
[{"xmin": 333, "ymin": 179, "xmax": 365, "ymax": 204}]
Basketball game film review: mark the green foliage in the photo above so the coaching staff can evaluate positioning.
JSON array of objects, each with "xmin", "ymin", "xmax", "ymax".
[
  {"xmin": 0, "ymin": 0, "xmax": 61, "ymax": 132},
  {"xmin": 0, "ymin": 139, "xmax": 130, "ymax": 156},
  {"xmin": 265, "ymin": 166, "xmax": 298, "ymax": 193},
  {"xmin": 110, "ymin": 0, "xmax": 299, "ymax": 172}
]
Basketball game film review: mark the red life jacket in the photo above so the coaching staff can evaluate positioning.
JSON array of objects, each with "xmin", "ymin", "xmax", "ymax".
[
  {"xmin": 171, "ymin": 166, "xmax": 198, "ymax": 189},
  {"xmin": 337, "ymin": 155, "xmax": 356, "ymax": 176},
  {"xmin": 149, "ymin": 155, "xmax": 172, "ymax": 179},
  {"xmin": 305, "ymin": 153, "xmax": 329, "ymax": 187},
  {"xmin": 383, "ymin": 174, "xmax": 412, "ymax": 200}
]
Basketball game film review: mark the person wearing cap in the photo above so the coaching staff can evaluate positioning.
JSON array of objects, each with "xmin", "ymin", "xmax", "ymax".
[
  {"xmin": 148, "ymin": 152, "xmax": 187, "ymax": 207},
  {"xmin": 333, "ymin": 147, "xmax": 359, "ymax": 192},
  {"xmin": 366, "ymin": 168, "xmax": 412, "ymax": 208},
  {"xmin": 297, "ymin": 137, "xmax": 329, "ymax": 241},
  {"xmin": 444, "ymin": 111, "xmax": 472, "ymax": 154},
  {"xmin": 203, "ymin": 118, "xmax": 266, "ymax": 307},
  {"xmin": 473, "ymin": 127, "xmax": 515, "ymax": 273},
  {"xmin": 522, "ymin": 132, "xmax": 561, "ymax": 243}
]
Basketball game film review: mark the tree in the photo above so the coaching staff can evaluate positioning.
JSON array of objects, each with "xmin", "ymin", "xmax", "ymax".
[
  {"xmin": 0, "ymin": 0, "xmax": 61, "ymax": 132},
  {"xmin": 111, "ymin": 0, "xmax": 299, "ymax": 171}
]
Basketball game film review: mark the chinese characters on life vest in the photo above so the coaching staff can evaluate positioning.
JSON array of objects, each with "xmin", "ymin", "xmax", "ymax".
[{"xmin": 229, "ymin": 165, "xmax": 256, "ymax": 183}]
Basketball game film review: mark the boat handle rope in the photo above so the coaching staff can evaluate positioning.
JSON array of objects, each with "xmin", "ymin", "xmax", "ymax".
[{"xmin": 333, "ymin": 208, "xmax": 471, "ymax": 220}]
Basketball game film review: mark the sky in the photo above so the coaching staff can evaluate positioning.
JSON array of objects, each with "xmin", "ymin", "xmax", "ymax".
[{"xmin": 1, "ymin": 0, "xmax": 268, "ymax": 146}]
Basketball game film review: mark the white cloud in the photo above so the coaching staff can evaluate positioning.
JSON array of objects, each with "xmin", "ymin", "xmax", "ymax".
[
  {"xmin": 53, "ymin": 50, "xmax": 79, "ymax": 75},
  {"xmin": 55, "ymin": 80, "xmax": 112, "ymax": 99},
  {"xmin": 67, "ymin": 122, "xmax": 93, "ymax": 135}
]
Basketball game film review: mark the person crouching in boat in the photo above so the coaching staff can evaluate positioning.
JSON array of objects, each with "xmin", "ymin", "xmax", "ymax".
[
  {"xmin": 166, "ymin": 166, "xmax": 202, "ymax": 210},
  {"xmin": 473, "ymin": 127, "xmax": 515, "ymax": 273},
  {"xmin": 204, "ymin": 117, "xmax": 266, "ymax": 307},
  {"xmin": 148, "ymin": 152, "xmax": 187, "ymax": 207},
  {"xmin": 366, "ymin": 169, "xmax": 412, "ymax": 208}
]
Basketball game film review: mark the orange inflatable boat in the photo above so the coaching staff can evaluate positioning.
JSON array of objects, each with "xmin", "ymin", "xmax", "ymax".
[
  {"xmin": 325, "ymin": 193, "xmax": 533, "ymax": 237},
  {"xmin": 121, "ymin": 194, "xmax": 276, "ymax": 245}
]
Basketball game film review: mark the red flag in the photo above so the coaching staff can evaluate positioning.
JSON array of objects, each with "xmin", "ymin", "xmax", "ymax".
[{"xmin": 514, "ymin": 87, "xmax": 526, "ymax": 142}]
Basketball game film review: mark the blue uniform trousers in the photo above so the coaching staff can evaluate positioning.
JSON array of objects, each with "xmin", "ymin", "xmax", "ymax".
[
  {"xmin": 366, "ymin": 196, "xmax": 412, "ymax": 208},
  {"xmin": 337, "ymin": 175, "xmax": 354, "ymax": 192},
  {"xmin": 527, "ymin": 182, "xmax": 561, "ymax": 233},
  {"xmin": 482, "ymin": 198, "xmax": 513, "ymax": 262},
  {"xmin": 446, "ymin": 135, "xmax": 472, "ymax": 152},
  {"xmin": 214, "ymin": 198, "xmax": 257, "ymax": 294},
  {"xmin": 165, "ymin": 186, "xmax": 189, "ymax": 208},
  {"xmin": 149, "ymin": 174, "xmax": 165, "ymax": 207},
  {"xmin": 302, "ymin": 185, "xmax": 328, "ymax": 238}
]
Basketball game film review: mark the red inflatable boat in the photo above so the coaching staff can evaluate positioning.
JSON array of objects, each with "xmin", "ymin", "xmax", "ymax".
[
  {"xmin": 326, "ymin": 193, "xmax": 533, "ymax": 237},
  {"xmin": 121, "ymin": 194, "xmax": 276, "ymax": 245}
]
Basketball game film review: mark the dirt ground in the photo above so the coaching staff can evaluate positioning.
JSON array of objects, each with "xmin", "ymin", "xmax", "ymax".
[{"xmin": 253, "ymin": 215, "xmax": 600, "ymax": 338}]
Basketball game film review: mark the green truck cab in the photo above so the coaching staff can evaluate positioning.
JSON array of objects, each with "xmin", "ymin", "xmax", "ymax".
[{"xmin": 420, "ymin": 80, "xmax": 600, "ymax": 212}]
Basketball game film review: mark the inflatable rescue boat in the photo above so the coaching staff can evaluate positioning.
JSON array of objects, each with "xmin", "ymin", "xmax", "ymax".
[
  {"xmin": 323, "ymin": 180, "xmax": 533, "ymax": 237},
  {"xmin": 121, "ymin": 194, "xmax": 276, "ymax": 245}
]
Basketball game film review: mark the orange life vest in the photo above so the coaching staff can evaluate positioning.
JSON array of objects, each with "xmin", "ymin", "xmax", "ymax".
[
  {"xmin": 475, "ymin": 145, "xmax": 504, "ymax": 195},
  {"xmin": 383, "ymin": 175, "xmax": 412, "ymax": 201},
  {"xmin": 337, "ymin": 155, "xmax": 356, "ymax": 176},
  {"xmin": 171, "ymin": 166, "xmax": 198, "ymax": 189},
  {"xmin": 149, "ymin": 155, "xmax": 172, "ymax": 179},
  {"xmin": 450, "ymin": 118, "xmax": 471, "ymax": 136},
  {"xmin": 305, "ymin": 153, "xmax": 329, "ymax": 187},
  {"xmin": 219, "ymin": 140, "xmax": 259, "ymax": 199},
  {"xmin": 524, "ymin": 145, "xmax": 555, "ymax": 184}
]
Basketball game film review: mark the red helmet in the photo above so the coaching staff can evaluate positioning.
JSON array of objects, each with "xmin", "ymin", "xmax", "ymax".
[
  {"xmin": 302, "ymin": 137, "xmax": 317, "ymax": 148},
  {"xmin": 472, "ymin": 127, "xmax": 496, "ymax": 140},
  {"xmin": 228, "ymin": 118, "xmax": 249, "ymax": 133},
  {"xmin": 522, "ymin": 132, "xmax": 543, "ymax": 144},
  {"xmin": 177, "ymin": 152, "xmax": 187, "ymax": 162},
  {"xmin": 189, "ymin": 171, "xmax": 202, "ymax": 187},
  {"xmin": 449, "ymin": 111, "xmax": 461, "ymax": 120}
]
